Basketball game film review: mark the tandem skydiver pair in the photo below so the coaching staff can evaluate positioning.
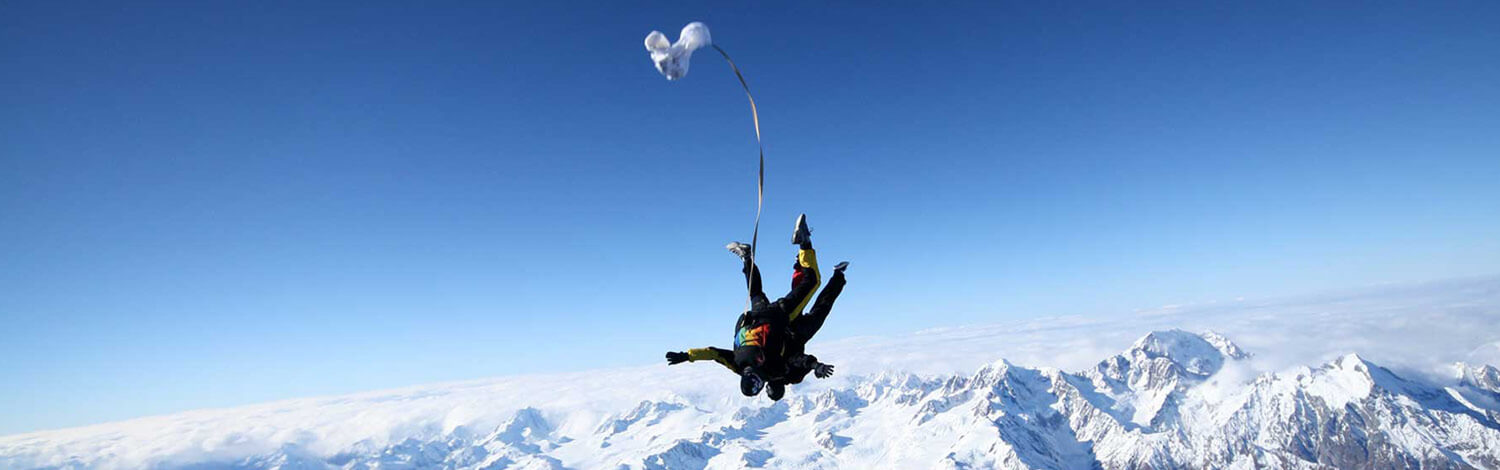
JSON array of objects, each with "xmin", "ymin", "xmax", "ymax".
[{"xmin": 665, "ymin": 214, "xmax": 849, "ymax": 401}]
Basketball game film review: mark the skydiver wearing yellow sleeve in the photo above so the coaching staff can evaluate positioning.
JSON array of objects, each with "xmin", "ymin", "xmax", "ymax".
[{"xmin": 664, "ymin": 214, "xmax": 845, "ymax": 400}]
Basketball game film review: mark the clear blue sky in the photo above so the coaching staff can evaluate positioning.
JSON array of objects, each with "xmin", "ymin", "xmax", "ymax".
[{"xmin": 3, "ymin": 1, "xmax": 1498, "ymax": 435}]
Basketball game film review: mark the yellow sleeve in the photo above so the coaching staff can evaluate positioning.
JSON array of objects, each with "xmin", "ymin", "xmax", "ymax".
[
  {"xmin": 687, "ymin": 347, "xmax": 738, "ymax": 372},
  {"xmin": 687, "ymin": 348, "xmax": 719, "ymax": 361}
]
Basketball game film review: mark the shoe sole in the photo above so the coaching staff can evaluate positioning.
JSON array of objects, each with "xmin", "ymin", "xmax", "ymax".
[{"xmin": 793, "ymin": 214, "xmax": 809, "ymax": 243}]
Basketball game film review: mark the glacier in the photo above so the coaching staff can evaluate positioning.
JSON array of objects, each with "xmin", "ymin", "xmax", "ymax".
[{"xmin": 2, "ymin": 276, "xmax": 1499, "ymax": 469}]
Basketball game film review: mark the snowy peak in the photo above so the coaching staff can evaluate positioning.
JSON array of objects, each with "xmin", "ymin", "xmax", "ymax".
[
  {"xmin": 598, "ymin": 400, "xmax": 687, "ymax": 436},
  {"xmin": 972, "ymin": 359, "xmax": 1020, "ymax": 387},
  {"xmin": 1127, "ymin": 329, "xmax": 1246, "ymax": 375},
  {"xmin": 1299, "ymin": 353, "xmax": 1432, "ymax": 406},
  {"xmin": 1458, "ymin": 362, "xmax": 1500, "ymax": 394},
  {"xmin": 1078, "ymin": 330, "xmax": 1255, "ymax": 430},
  {"xmin": 1321, "ymin": 353, "xmax": 1427, "ymax": 398},
  {"xmin": 1453, "ymin": 363, "xmax": 1500, "ymax": 424},
  {"xmin": 1299, "ymin": 353, "xmax": 1495, "ymax": 424},
  {"xmin": 1090, "ymin": 330, "xmax": 1248, "ymax": 393},
  {"xmin": 8, "ymin": 330, "xmax": 1500, "ymax": 469},
  {"xmin": 1296, "ymin": 354, "xmax": 1378, "ymax": 407},
  {"xmin": 1199, "ymin": 330, "xmax": 1251, "ymax": 360},
  {"xmin": 1333, "ymin": 352, "xmax": 1373, "ymax": 373},
  {"xmin": 492, "ymin": 407, "xmax": 554, "ymax": 446}
]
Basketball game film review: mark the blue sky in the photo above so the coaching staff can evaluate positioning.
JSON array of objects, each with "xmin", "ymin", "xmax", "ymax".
[{"xmin": 2, "ymin": 1, "xmax": 1497, "ymax": 435}]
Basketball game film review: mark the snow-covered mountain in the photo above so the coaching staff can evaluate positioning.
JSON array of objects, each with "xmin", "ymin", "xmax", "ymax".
[
  {"xmin": 4, "ymin": 277, "xmax": 1500, "ymax": 469},
  {"xmin": 5, "ymin": 330, "xmax": 1500, "ymax": 469}
]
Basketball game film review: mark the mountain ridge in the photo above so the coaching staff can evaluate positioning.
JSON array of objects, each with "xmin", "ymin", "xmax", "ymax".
[{"xmin": 6, "ymin": 329, "xmax": 1499, "ymax": 469}]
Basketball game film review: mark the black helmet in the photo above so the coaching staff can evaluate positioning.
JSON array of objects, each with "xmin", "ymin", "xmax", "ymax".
[
  {"xmin": 740, "ymin": 367, "xmax": 766, "ymax": 396},
  {"xmin": 766, "ymin": 381, "xmax": 785, "ymax": 401}
]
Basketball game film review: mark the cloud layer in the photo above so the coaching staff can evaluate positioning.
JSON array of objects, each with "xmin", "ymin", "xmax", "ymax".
[{"xmin": 2, "ymin": 275, "xmax": 1496, "ymax": 468}]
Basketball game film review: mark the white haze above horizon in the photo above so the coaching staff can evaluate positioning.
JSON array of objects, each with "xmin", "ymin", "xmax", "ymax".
[{"xmin": 2, "ymin": 274, "xmax": 1497, "ymax": 468}]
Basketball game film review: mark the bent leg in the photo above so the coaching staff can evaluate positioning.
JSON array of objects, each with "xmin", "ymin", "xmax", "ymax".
[
  {"xmin": 791, "ymin": 269, "xmax": 845, "ymax": 343},
  {"xmin": 776, "ymin": 248, "xmax": 821, "ymax": 321}
]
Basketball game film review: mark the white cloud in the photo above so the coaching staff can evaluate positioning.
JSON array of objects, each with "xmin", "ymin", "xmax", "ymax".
[{"xmin": 2, "ymin": 275, "xmax": 1497, "ymax": 468}]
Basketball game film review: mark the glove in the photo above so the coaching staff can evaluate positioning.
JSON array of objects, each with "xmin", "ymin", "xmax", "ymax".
[
  {"xmin": 814, "ymin": 362, "xmax": 835, "ymax": 379},
  {"xmin": 665, "ymin": 351, "xmax": 690, "ymax": 365}
]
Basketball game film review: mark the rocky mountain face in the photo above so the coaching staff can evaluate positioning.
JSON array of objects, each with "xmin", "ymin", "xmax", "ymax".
[{"xmin": 43, "ymin": 330, "xmax": 1487, "ymax": 470}]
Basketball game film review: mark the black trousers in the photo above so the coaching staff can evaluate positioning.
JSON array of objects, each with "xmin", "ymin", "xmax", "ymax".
[
  {"xmin": 743, "ymin": 257, "xmax": 770, "ymax": 311},
  {"xmin": 784, "ymin": 269, "xmax": 845, "ymax": 359},
  {"xmin": 742, "ymin": 255, "xmax": 817, "ymax": 316}
]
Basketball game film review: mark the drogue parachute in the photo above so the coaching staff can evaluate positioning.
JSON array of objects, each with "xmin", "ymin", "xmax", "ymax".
[{"xmin": 644, "ymin": 22, "xmax": 712, "ymax": 80}]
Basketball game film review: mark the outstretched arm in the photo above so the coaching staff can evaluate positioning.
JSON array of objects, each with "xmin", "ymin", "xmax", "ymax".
[
  {"xmin": 665, "ymin": 347, "xmax": 738, "ymax": 372},
  {"xmin": 787, "ymin": 354, "xmax": 835, "ymax": 379}
]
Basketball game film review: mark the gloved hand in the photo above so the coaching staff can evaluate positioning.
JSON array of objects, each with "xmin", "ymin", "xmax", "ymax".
[
  {"xmin": 665, "ymin": 351, "xmax": 690, "ymax": 365},
  {"xmin": 814, "ymin": 362, "xmax": 835, "ymax": 379}
]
